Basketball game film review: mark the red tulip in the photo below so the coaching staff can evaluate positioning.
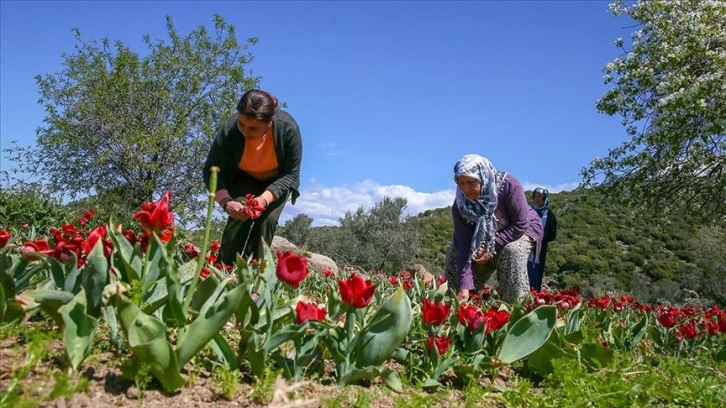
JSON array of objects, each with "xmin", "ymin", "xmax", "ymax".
[
  {"xmin": 83, "ymin": 225, "xmax": 112, "ymax": 258},
  {"xmin": 276, "ymin": 251, "xmax": 309, "ymax": 288},
  {"xmin": 121, "ymin": 229, "xmax": 137, "ymax": 245},
  {"xmin": 402, "ymin": 280, "xmax": 414, "ymax": 291},
  {"xmin": 338, "ymin": 273, "xmax": 375, "ymax": 308},
  {"xmin": 295, "ymin": 301, "xmax": 327, "ymax": 324},
  {"xmin": 704, "ymin": 321, "xmax": 720, "ymax": 336},
  {"xmin": 184, "ymin": 243, "xmax": 201, "ymax": 259},
  {"xmin": 457, "ymin": 303, "xmax": 486, "ymax": 333},
  {"xmin": 20, "ymin": 239, "xmax": 52, "ymax": 260},
  {"xmin": 0, "ymin": 229, "xmax": 11, "ymax": 248},
  {"xmin": 422, "ymin": 298, "xmax": 451, "ymax": 327},
  {"xmin": 590, "ymin": 295, "xmax": 612, "ymax": 309},
  {"xmin": 483, "ymin": 308, "xmax": 510, "ymax": 334},
  {"xmin": 426, "ymin": 336, "xmax": 452, "ymax": 356},
  {"xmin": 133, "ymin": 191, "xmax": 174, "ymax": 234},
  {"xmin": 658, "ymin": 312, "xmax": 676, "ymax": 328},
  {"xmin": 242, "ymin": 194, "xmax": 265, "ymax": 220},
  {"xmin": 678, "ymin": 321, "xmax": 699, "ymax": 340}
]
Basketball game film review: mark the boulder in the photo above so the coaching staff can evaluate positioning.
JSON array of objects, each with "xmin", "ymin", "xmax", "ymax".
[
  {"xmin": 272, "ymin": 236, "xmax": 339, "ymax": 274},
  {"xmin": 271, "ymin": 236, "xmax": 298, "ymax": 254}
]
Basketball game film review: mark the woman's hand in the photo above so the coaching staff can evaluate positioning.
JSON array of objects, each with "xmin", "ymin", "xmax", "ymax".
[
  {"xmin": 457, "ymin": 289, "xmax": 470, "ymax": 301},
  {"xmin": 224, "ymin": 200, "xmax": 250, "ymax": 221},
  {"xmin": 255, "ymin": 195, "xmax": 269, "ymax": 210},
  {"xmin": 473, "ymin": 248, "xmax": 492, "ymax": 265}
]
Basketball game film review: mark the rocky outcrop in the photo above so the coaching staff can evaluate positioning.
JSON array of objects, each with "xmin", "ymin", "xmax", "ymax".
[{"xmin": 271, "ymin": 236, "xmax": 339, "ymax": 274}]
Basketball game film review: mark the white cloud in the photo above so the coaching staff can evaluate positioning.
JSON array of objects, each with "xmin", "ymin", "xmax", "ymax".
[
  {"xmin": 318, "ymin": 142, "xmax": 344, "ymax": 156},
  {"xmin": 281, "ymin": 179, "xmax": 580, "ymax": 227},
  {"xmin": 281, "ymin": 179, "xmax": 456, "ymax": 226}
]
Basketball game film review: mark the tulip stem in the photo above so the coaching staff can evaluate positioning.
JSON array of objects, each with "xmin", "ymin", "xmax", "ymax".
[
  {"xmin": 345, "ymin": 306, "xmax": 356, "ymax": 362},
  {"xmin": 241, "ymin": 221, "xmax": 255, "ymax": 258},
  {"xmin": 182, "ymin": 167, "xmax": 219, "ymax": 315}
]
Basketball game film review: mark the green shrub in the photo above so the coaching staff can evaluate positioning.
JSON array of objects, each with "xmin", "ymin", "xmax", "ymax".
[{"xmin": 0, "ymin": 184, "xmax": 68, "ymax": 232}]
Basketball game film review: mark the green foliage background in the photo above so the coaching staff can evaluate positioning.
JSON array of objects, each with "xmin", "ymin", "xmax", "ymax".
[
  {"xmin": 412, "ymin": 189, "xmax": 725, "ymax": 306},
  {"xmin": 279, "ymin": 188, "xmax": 724, "ymax": 307}
]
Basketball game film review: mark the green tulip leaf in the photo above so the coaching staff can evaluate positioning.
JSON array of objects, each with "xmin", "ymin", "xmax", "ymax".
[
  {"xmin": 265, "ymin": 323, "xmax": 308, "ymax": 352},
  {"xmin": 177, "ymin": 282, "xmax": 245, "ymax": 367},
  {"xmin": 24, "ymin": 288, "xmax": 76, "ymax": 326},
  {"xmin": 0, "ymin": 283, "xmax": 6, "ymax": 323},
  {"xmin": 339, "ymin": 365, "xmax": 403, "ymax": 393},
  {"xmin": 353, "ymin": 286, "xmax": 413, "ymax": 367},
  {"xmin": 58, "ymin": 289, "xmax": 98, "ymax": 371},
  {"xmin": 714, "ymin": 346, "xmax": 726, "ymax": 362},
  {"xmin": 81, "ymin": 240, "xmax": 109, "ymax": 318},
  {"xmin": 142, "ymin": 260, "xmax": 196, "ymax": 314},
  {"xmin": 112, "ymin": 288, "xmax": 185, "ymax": 392},
  {"xmin": 564, "ymin": 307, "xmax": 584, "ymax": 336},
  {"xmin": 62, "ymin": 254, "xmax": 82, "ymax": 293},
  {"xmin": 103, "ymin": 304, "xmax": 124, "ymax": 352},
  {"xmin": 581, "ymin": 343, "xmax": 614, "ymax": 369},
  {"xmin": 210, "ymin": 332, "xmax": 238, "ymax": 369},
  {"xmin": 433, "ymin": 354, "xmax": 460, "ymax": 379},
  {"xmin": 626, "ymin": 315, "xmax": 649, "ymax": 351},
  {"xmin": 525, "ymin": 338, "xmax": 567, "ymax": 374},
  {"xmin": 497, "ymin": 305, "xmax": 557, "ymax": 364},
  {"xmin": 108, "ymin": 222, "xmax": 143, "ymax": 282}
]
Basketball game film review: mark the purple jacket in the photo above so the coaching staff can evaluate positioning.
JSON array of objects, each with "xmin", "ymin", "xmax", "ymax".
[{"xmin": 452, "ymin": 174, "xmax": 543, "ymax": 291}]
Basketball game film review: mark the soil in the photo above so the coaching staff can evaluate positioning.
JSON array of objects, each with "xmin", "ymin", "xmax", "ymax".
[{"xmin": 0, "ymin": 324, "xmax": 515, "ymax": 408}]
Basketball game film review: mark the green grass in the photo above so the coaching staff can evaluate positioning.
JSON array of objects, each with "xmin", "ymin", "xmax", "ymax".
[{"xmin": 499, "ymin": 353, "xmax": 726, "ymax": 408}]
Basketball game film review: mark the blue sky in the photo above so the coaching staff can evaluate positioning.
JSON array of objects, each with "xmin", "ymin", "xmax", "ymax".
[{"xmin": 1, "ymin": 1, "xmax": 632, "ymax": 226}]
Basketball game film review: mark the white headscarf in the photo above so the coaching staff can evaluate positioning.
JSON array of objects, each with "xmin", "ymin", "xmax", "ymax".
[{"xmin": 454, "ymin": 154, "xmax": 508, "ymax": 264}]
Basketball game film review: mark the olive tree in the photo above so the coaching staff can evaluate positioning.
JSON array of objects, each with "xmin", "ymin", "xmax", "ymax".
[
  {"xmin": 9, "ymin": 15, "xmax": 258, "ymax": 226},
  {"xmin": 583, "ymin": 0, "xmax": 725, "ymax": 222},
  {"xmin": 278, "ymin": 213, "xmax": 314, "ymax": 248},
  {"xmin": 306, "ymin": 196, "xmax": 420, "ymax": 273}
]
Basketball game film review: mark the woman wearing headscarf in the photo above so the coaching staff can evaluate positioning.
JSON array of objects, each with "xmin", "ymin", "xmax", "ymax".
[
  {"xmin": 443, "ymin": 154, "xmax": 543, "ymax": 303},
  {"xmin": 527, "ymin": 187, "xmax": 557, "ymax": 291}
]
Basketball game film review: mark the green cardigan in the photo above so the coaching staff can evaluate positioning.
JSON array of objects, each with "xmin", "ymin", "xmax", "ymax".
[{"xmin": 203, "ymin": 109, "xmax": 303, "ymax": 204}]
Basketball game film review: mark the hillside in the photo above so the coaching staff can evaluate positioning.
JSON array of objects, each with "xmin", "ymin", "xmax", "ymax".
[{"xmin": 414, "ymin": 188, "xmax": 725, "ymax": 306}]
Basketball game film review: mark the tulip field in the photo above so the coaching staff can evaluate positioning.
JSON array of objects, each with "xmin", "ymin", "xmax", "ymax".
[{"xmin": 1, "ymin": 173, "xmax": 725, "ymax": 406}]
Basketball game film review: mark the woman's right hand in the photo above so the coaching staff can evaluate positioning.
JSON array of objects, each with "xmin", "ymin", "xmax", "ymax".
[
  {"xmin": 472, "ymin": 248, "xmax": 492, "ymax": 265},
  {"xmin": 224, "ymin": 200, "xmax": 250, "ymax": 221},
  {"xmin": 457, "ymin": 289, "xmax": 470, "ymax": 301}
]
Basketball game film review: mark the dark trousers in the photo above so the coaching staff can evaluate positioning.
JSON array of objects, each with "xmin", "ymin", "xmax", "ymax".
[
  {"xmin": 527, "ymin": 246, "xmax": 548, "ymax": 291},
  {"xmin": 219, "ymin": 171, "xmax": 288, "ymax": 265}
]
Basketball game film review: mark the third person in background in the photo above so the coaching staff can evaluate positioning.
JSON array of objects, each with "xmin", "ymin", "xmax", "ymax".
[{"xmin": 527, "ymin": 187, "xmax": 557, "ymax": 291}]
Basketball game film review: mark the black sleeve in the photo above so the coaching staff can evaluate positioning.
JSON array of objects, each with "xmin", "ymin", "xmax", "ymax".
[
  {"xmin": 267, "ymin": 118, "xmax": 303, "ymax": 204},
  {"xmin": 203, "ymin": 117, "xmax": 235, "ymax": 192},
  {"xmin": 545, "ymin": 210, "xmax": 557, "ymax": 242}
]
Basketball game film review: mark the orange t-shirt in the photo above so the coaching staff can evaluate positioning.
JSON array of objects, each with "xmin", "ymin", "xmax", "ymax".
[{"xmin": 238, "ymin": 126, "xmax": 279, "ymax": 180}]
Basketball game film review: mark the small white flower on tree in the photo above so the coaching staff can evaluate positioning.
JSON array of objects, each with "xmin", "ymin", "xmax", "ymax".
[{"xmin": 583, "ymin": 0, "xmax": 725, "ymax": 222}]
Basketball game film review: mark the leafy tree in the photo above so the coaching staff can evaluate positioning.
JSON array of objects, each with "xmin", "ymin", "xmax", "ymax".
[
  {"xmin": 583, "ymin": 0, "xmax": 725, "ymax": 222},
  {"xmin": 688, "ymin": 225, "xmax": 726, "ymax": 305},
  {"xmin": 306, "ymin": 196, "xmax": 419, "ymax": 273},
  {"xmin": 415, "ymin": 207, "xmax": 453, "ymax": 273},
  {"xmin": 305, "ymin": 226, "xmax": 350, "ymax": 264},
  {"xmin": 278, "ymin": 213, "xmax": 313, "ymax": 248},
  {"xmin": 7, "ymin": 15, "xmax": 258, "ymax": 226}
]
